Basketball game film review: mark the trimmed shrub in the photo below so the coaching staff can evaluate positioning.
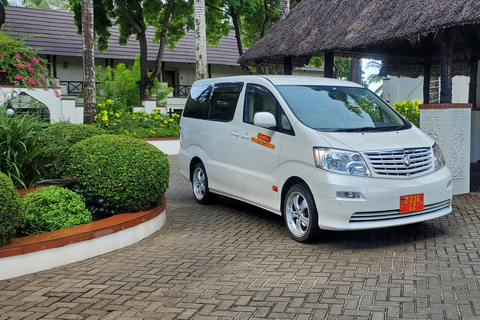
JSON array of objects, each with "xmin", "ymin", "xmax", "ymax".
[
  {"xmin": 0, "ymin": 172, "xmax": 22, "ymax": 246},
  {"xmin": 40, "ymin": 123, "xmax": 107, "ymax": 178},
  {"xmin": 392, "ymin": 99, "xmax": 420, "ymax": 128},
  {"xmin": 19, "ymin": 186, "xmax": 92, "ymax": 236},
  {"xmin": 66, "ymin": 135, "xmax": 170, "ymax": 216}
]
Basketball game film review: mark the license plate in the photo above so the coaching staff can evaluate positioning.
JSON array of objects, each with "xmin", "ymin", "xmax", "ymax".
[{"xmin": 399, "ymin": 194, "xmax": 424, "ymax": 213}]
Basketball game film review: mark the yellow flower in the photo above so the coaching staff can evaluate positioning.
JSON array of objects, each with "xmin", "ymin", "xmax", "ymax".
[
  {"xmin": 105, "ymin": 123, "xmax": 108, "ymax": 126},
  {"xmin": 133, "ymin": 132, "xmax": 136, "ymax": 135},
  {"xmin": 115, "ymin": 113, "xmax": 120, "ymax": 118},
  {"xmin": 102, "ymin": 115, "xmax": 108, "ymax": 121},
  {"xmin": 168, "ymin": 118, "xmax": 174, "ymax": 122},
  {"xmin": 107, "ymin": 99, "xmax": 114, "ymax": 104},
  {"xmin": 125, "ymin": 130, "xmax": 129, "ymax": 133}
]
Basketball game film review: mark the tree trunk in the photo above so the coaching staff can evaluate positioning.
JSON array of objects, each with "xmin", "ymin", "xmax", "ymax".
[
  {"xmin": 138, "ymin": 28, "xmax": 150, "ymax": 101},
  {"xmin": 144, "ymin": 0, "xmax": 175, "ymax": 98},
  {"xmin": 194, "ymin": 0, "xmax": 208, "ymax": 80},
  {"xmin": 81, "ymin": 0, "xmax": 96, "ymax": 124},
  {"xmin": 231, "ymin": 8, "xmax": 243, "ymax": 57},
  {"xmin": 279, "ymin": 0, "xmax": 290, "ymax": 19}
]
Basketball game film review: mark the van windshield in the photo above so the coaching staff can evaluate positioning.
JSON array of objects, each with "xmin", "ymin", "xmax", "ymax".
[{"xmin": 276, "ymin": 85, "xmax": 410, "ymax": 132}]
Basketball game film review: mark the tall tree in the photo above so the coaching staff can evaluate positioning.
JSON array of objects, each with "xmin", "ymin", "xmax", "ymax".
[
  {"xmin": 194, "ymin": 0, "xmax": 208, "ymax": 80},
  {"xmin": 81, "ymin": 0, "xmax": 96, "ymax": 124},
  {"xmin": 71, "ymin": 0, "xmax": 193, "ymax": 101},
  {"xmin": 206, "ymin": 0, "xmax": 255, "ymax": 57}
]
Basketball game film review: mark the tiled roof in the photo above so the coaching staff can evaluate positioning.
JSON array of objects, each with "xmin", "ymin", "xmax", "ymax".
[{"xmin": 4, "ymin": 6, "xmax": 242, "ymax": 66}]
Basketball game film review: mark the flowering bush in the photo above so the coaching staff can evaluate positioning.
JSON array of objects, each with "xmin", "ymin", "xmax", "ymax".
[
  {"xmin": 0, "ymin": 31, "xmax": 59, "ymax": 97},
  {"xmin": 393, "ymin": 99, "xmax": 420, "ymax": 127},
  {"xmin": 94, "ymin": 100, "xmax": 180, "ymax": 138}
]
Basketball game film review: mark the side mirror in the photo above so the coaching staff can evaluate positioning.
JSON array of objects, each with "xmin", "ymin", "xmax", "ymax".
[{"xmin": 253, "ymin": 112, "xmax": 277, "ymax": 129}]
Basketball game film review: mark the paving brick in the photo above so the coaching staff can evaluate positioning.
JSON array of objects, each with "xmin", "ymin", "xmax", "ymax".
[{"xmin": 1, "ymin": 157, "xmax": 480, "ymax": 319}]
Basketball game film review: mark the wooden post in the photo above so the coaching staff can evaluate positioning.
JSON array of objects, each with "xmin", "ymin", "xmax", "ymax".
[
  {"xmin": 324, "ymin": 51, "xmax": 334, "ymax": 78},
  {"xmin": 283, "ymin": 57, "xmax": 292, "ymax": 75},
  {"xmin": 349, "ymin": 58, "xmax": 362, "ymax": 84},
  {"xmin": 423, "ymin": 58, "xmax": 431, "ymax": 104},
  {"xmin": 440, "ymin": 30, "xmax": 453, "ymax": 103},
  {"xmin": 469, "ymin": 46, "xmax": 478, "ymax": 109}
]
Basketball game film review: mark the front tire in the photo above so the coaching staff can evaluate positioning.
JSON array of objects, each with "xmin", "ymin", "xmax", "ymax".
[
  {"xmin": 284, "ymin": 184, "xmax": 320, "ymax": 243},
  {"xmin": 192, "ymin": 162, "xmax": 216, "ymax": 204}
]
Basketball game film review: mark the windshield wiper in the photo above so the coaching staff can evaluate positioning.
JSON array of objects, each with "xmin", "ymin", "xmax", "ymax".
[{"xmin": 336, "ymin": 127, "xmax": 380, "ymax": 132}]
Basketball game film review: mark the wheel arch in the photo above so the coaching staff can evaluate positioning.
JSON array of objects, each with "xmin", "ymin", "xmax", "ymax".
[
  {"xmin": 281, "ymin": 176, "xmax": 314, "ymax": 216},
  {"xmin": 189, "ymin": 157, "xmax": 203, "ymax": 182}
]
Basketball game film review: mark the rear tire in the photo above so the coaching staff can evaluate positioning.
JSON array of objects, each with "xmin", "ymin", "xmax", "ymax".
[
  {"xmin": 192, "ymin": 162, "xmax": 216, "ymax": 204},
  {"xmin": 284, "ymin": 184, "xmax": 320, "ymax": 243}
]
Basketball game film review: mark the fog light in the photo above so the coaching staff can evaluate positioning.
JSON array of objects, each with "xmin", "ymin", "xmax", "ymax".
[
  {"xmin": 447, "ymin": 180, "xmax": 452, "ymax": 188},
  {"xmin": 337, "ymin": 191, "xmax": 360, "ymax": 199}
]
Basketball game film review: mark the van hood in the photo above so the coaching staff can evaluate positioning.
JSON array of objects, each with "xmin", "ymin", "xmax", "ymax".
[{"xmin": 318, "ymin": 127, "xmax": 434, "ymax": 152}]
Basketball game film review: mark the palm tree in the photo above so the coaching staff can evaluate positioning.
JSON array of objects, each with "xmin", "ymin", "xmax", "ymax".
[
  {"xmin": 365, "ymin": 60, "xmax": 384, "ymax": 95},
  {"xmin": 81, "ymin": 0, "xmax": 96, "ymax": 124},
  {"xmin": 194, "ymin": 0, "xmax": 208, "ymax": 80}
]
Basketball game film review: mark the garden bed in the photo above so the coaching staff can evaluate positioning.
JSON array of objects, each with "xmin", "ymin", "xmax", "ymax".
[{"xmin": 0, "ymin": 198, "xmax": 166, "ymax": 280}]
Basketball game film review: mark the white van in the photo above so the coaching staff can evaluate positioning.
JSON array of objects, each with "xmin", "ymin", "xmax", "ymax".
[{"xmin": 179, "ymin": 75, "xmax": 452, "ymax": 242}]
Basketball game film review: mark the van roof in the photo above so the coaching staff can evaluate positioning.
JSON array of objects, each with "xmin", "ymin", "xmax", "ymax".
[{"xmin": 192, "ymin": 75, "xmax": 364, "ymax": 87}]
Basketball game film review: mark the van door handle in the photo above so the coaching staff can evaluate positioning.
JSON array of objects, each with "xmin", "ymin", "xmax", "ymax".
[
  {"xmin": 241, "ymin": 134, "xmax": 250, "ymax": 140},
  {"xmin": 231, "ymin": 131, "xmax": 240, "ymax": 138}
]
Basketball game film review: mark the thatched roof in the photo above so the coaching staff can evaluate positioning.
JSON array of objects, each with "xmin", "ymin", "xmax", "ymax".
[{"xmin": 239, "ymin": 0, "xmax": 480, "ymax": 77}]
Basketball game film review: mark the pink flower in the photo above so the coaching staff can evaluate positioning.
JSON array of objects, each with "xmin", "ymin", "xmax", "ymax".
[
  {"xmin": 54, "ymin": 90, "xmax": 61, "ymax": 98},
  {"xmin": 0, "ymin": 54, "xmax": 3, "ymax": 58},
  {"xmin": 15, "ymin": 54, "xmax": 21, "ymax": 59},
  {"xmin": 32, "ymin": 57, "xmax": 39, "ymax": 64},
  {"xmin": 18, "ymin": 64, "xmax": 25, "ymax": 69},
  {"xmin": 14, "ymin": 75, "xmax": 23, "ymax": 80},
  {"xmin": 0, "ymin": 69, "xmax": 6, "ymax": 73},
  {"xmin": 28, "ymin": 67, "xmax": 34, "ymax": 74},
  {"xmin": 28, "ymin": 78, "xmax": 35, "ymax": 85}
]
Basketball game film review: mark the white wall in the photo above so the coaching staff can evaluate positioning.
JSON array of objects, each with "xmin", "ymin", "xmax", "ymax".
[{"xmin": 383, "ymin": 75, "xmax": 471, "ymax": 104}]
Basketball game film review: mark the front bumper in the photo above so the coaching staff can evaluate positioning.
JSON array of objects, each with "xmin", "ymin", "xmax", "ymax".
[{"xmin": 308, "ymin": 166, "xmax": 453, "ymax": 230}]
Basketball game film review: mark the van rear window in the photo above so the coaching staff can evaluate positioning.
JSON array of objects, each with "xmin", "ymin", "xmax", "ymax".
[
  {"xmin": 183, "ymin": 85, "xmax": 212, "ymax": 119},
  {"xmin": 183, "ymin": 83, "xmax": 243, "ymax": 122}
]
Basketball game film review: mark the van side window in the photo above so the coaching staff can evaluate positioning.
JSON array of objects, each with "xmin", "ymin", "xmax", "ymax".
[
  {"xmin": 209, "ymin": 83, "xmax": 243, "ymax": 122},
  {"xmin": 183, "ymin": 85, "xmax": 212, "ymax": 119},
  {"xmin": 244, "ymin": 84, "xmax": 294, "ymax": 134}
]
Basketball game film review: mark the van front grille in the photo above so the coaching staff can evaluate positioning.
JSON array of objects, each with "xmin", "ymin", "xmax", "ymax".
[
  {"xmin": 364, "ymin": 147, "xmax": 433, "ymax": 177},
  {"xmin": 350, "ymin": 200, "xmax": 451, "ymax": 223}
]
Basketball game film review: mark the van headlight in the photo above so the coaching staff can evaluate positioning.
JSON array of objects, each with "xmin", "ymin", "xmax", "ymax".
[
  {"xmin": 432, "ymin": 142, "xmax": 446, "ymax": 171},
  {"xmin": 313, "ymin": 148, "xmax": 371, "ymax": 177}
]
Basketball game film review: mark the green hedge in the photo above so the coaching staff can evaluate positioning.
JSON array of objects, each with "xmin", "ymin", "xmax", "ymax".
[
  {"xmin": 0, "ymin": 172, "xmax": 22, "ymax": 246},
  {"xmin": 66, "ymin": 135, "xmax": 170, "ymax": 216},
  {"xmin": 40, "ymin": 123, "xmax": 107, "ymax": 178},
  {"xmin": 19, "ymin": 186, "xmax": 92, "ymax": 236}
]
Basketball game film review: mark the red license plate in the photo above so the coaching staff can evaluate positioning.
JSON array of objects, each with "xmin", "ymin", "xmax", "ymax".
[{"xmin": 399, "ymin": 194, "xmax": 424, "ymax": 213}]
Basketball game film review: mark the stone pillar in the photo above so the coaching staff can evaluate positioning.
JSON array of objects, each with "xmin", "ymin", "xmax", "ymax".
[
  {"xmin": 420, "ymin": 103, "xmax": 472, "ymax": 195},
  {"xmin": 142, "ymin": 99, "xmax": 156, "ymax": 114}
]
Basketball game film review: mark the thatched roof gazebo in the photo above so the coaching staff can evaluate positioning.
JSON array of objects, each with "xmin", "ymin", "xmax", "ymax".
[{"xmin": 239, "ymin": 0, "xmax": 480, "ymax": 106}]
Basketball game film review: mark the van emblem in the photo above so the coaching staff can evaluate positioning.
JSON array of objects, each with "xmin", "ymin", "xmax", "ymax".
[{"xmin": 403, "ymin": 155, "xmax": 411, "ymax": 167}]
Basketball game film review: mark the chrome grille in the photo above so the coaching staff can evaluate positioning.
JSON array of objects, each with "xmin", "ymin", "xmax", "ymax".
[
  {"xmin": 350, "ymin": 200, "xmax": 451, "ymax": 223},
  {"xmin": 364, "ymin": 147, "xmax": 433, "ymax": 177}
]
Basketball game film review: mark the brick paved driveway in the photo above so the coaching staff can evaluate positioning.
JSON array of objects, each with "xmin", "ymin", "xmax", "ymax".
[{"xmin": 1, "ymin": 156, "xmax": 480, "ymax": 320}]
